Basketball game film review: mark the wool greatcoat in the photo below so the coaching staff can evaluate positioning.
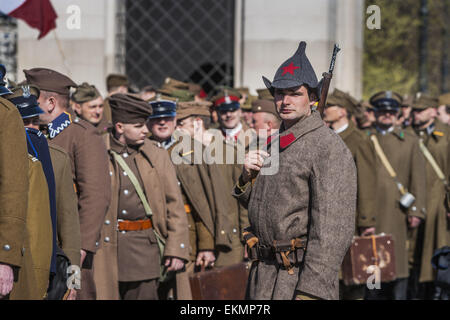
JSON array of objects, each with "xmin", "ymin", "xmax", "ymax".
[
  {"xmin": 368, "ymin": 126, "xmax": 427, "ymax": 280},
  {"xmin": 93, "ymin": 135, "xmax": 189, "ymax": 300},
  {"xmin": 0, "ymin": 98, "xmax": 33, "ymax": 300},
  {"xmin": 48, "ymin": 143, "xmax": 81, "ymax": 267},
  {"xmin": 410, "ymin": 121, "xmax": 450, "ymax": 282},
  {"xmin": 205, "ymin": 131, "xmax": 250, "ymax": 266},
  {"xmin": 233, "ymin": 111, "xmax": 357, "ymax": 300},
  {"xmin": 338, "ymin": 121, "xmax": 377, "ymax": 230}
]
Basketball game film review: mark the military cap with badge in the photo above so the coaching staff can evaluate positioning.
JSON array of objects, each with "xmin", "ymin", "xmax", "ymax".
[
  {"xmin": 370, "ymin": 91, "xmax": 403, "ymax": 111},
  {"xmin": 211, "ymin": 86, "xmax": 242, "ymax": 112},
  {"xmin": 4, "ymin": 84, "xmax": 43, "ymax": 119}
]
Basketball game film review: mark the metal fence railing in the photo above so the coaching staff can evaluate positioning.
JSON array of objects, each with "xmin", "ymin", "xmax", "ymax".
[{"xmin": 119, "ymin": 0, "xmax": 235, "ymax": 93}]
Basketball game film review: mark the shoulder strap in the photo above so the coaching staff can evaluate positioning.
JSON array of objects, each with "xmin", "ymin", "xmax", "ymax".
[
  {"xmin": 111, "ymin": 150, "xmax": 168, "ymax": 281},
  {"xmin": 111, "ymin": 150, "xmax": 153, "ymax": 216},
  {"xmin": 370, "ymin": 134, "xmax": 407, "ymax": 195},
  {"xmin": 418, "ymin": 138, "xmax": 447, "ymax": 186}
]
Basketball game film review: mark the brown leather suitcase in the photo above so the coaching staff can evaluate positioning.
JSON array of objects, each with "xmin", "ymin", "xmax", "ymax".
[
  {"xmin": 342, "ymin": 234, "xmax": 396, "ymax": 286},
  {"xmin": 189, "ymin": 262, "xmax": 251, "ymax": 300}
]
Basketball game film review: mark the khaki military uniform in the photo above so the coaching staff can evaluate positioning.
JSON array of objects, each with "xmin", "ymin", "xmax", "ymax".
[
  {"xmin": 25, "ymin": 155, "xmax": 53, "ymax": 299},
  {"xmin": 167, "ymin": 138, "xmax": 214, "ymax": 299},
  {"xmin": 48, "ymin": 143, "xmax": 81, "ymax": 267},
  {"xmin": 338, "ymin": 121, "xmax": 377, "ymax": 300},
  {"xmin": 368, "ymin": 127, "xmax": 427, "ymax": 282},
  {"xmin": 205, "ymin": 132, "xmax": 249, "ymax": 267},
  {"xmin": 339, "ymin": 121, "xmax": 377, "ymax": 230},
  {"xmin": 411, "ymin": 121, "xmax": 450, "ymax": 283},
  {"xmin": 93, "ymin": 135, "xmax": 189, "ymax": 300},
  {"xmin": 0, "ymin": 99, "xmax": 34, "ymax": 299},
  {"xmin": 45, "ymin": 109, "xmax": 111, "ymax": 300}
]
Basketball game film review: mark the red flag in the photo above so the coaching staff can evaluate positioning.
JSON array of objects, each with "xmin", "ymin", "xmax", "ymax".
[{"xmin": 8, "ymin": 0, "xmax": 58, "ymax": 39}]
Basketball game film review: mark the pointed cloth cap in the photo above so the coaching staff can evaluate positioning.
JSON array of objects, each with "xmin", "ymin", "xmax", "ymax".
[
  {"xmin": 262, "ymin": 41, "xmax": 318, "ymax": 94},
  {"xmin": 108, "ymin": 93, "xmax": 152, "ymax": 124}
]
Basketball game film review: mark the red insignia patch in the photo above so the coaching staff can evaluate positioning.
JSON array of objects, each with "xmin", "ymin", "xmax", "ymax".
[
  {"xmin": 281, "ymin": 62, "xmax": 300, "ymax": 76},
  {"xmin": 280, "ymin": 133, "xmax": 295, "ymax": 149},
  {"xmin": 266, "ymin": 135, "xmax": 272, "ymax": 145}
]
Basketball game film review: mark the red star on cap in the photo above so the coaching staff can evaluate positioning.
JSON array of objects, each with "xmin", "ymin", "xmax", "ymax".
[{"xmin": 281, "ymin": 62, "xmax": 300, "ymax": 76}]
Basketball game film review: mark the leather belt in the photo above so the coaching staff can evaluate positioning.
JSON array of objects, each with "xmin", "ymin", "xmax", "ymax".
[
  {"xmin": 184, "ymin": 204, "xmax": 191, "ymax": 214},
  {"xmin": 117, "ymin": 219, "xmax": 152, "ymax": 231},
  {"xmin": 256, "ymin": 246, "xmax": 275, "ymax": 261}
]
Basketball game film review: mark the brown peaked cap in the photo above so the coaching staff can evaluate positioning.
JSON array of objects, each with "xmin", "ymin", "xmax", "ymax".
[
  {"xmin": 24, "ymin": 67, "xmax": 77, "ymax": 95},
  {"xmin": 108, "ymin": 93, "xmax": 152, "ymax": 124}
]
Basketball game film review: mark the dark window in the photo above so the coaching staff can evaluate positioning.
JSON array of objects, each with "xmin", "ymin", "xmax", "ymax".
[{"xmin": 124, "ymin": 0, "xmax": 235, "ymax": 94}]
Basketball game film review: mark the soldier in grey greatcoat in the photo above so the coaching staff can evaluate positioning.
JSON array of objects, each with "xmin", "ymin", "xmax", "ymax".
[{"xmin": 233, "ymin": 42, "xmax": 357, "ymax": 300}]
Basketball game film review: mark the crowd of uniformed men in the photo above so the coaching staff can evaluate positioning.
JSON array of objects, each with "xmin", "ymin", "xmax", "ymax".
[{"xmin": 0, "ymin": 54, "xmax": 449, "ymax": 300}]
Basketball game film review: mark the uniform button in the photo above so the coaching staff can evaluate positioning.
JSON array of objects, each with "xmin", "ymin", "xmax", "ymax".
[
  {"xmin": 74, "ymin": 118, "xmax": 79, "ymax": 123},
  {"xmin": 180, "ymin": 243, "xmax": 185, "ymax": 249},
  {"xmin": 177, "ymin": 181, "xmax": 181, "ymax": 186},
  {"xmin": 105, "ymin": 220, "xmax": 110, "ymax": 225},
  {"xmin": 104, "ymin": 237, "xmax": 110, "ymax": 243},
  {"xmin": 421, "ymin": 208, "xmax": 426, "ymax": 214},
  {"xmin": 121, "ymin": 231, "xmax": 126, "ymax": 234},
  {"xmin": 95, "ymin": 242, "xmax": 99, "ymax": 247},
  {"xmin": 221, "ymin": 230, "xmax": 225, "ymax": 235},
  {"xmin": 232, "ymin": 228, "xmax": 237, "ymax": 233},
  {"xmin": 109, "ymin": 171, "xmax": 113, "ymax": 176},
  {"xmin": 411, "ymin": 206, "xmax": 417, "ymax": 211},
  {"xmin": 21, "ymin": 247, "xmax": 25, "ymax": 255},
  {"xmin": 3, "ymin": 244, "xmax": 10, "ymax": 251},
  {"xmin": 122, "ymin": 210, "xmax": 127, "ymax": 215},
  {"xmin": 123, "ymin": 171, "xmax": 128, "ymax": 176},
  {"xmin": 124, "ymin": 189, "xmax": 129, "ymax": 195},
  {"xmin": 123, "ymin": 153, "xmax": 129, "ymax": 158},
  {"xmin": 188, "ymin": 224, "xmax": 191, "ymax": 228}
]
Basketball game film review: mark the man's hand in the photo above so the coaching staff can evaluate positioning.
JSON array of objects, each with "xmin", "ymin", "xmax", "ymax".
[
  {"xmin": 242, "ymin": 150, "xmax": 269, "ymax": 183},
  {"xmin": 408, "ymin": 216, "xmax": 422, "ymax": 229},
  {"xmin": 164, "ymin": 257, "xmax": 185, "ymax": 272},
  {"xmin": 196, "ymin": 251, "xmax": 215, "ymax": 268},
  {"xmin": 360, "ymin": 227, "xmax": 376, "ymax": 236},
  {"xmin": 0, "ymin": 263, "xmax": 14, "ymax": 298},
  {"xmin": 80, "ymin": 249, "xmax": 87, "ymax": 266}
]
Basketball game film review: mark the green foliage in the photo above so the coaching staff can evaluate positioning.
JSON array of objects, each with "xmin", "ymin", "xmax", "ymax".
[{"xmin": 363, "ymin": 0, "xmax": 449, "ymax": 99}]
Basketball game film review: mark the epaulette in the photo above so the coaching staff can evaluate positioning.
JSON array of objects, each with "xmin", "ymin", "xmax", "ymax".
[
  {"xmin": 433, "ymin": 131, "xmax": 444, "ymax": 137},
  {"xmin": 71, "ymin": 116, "xmax": 90, "ymax": 130}
]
